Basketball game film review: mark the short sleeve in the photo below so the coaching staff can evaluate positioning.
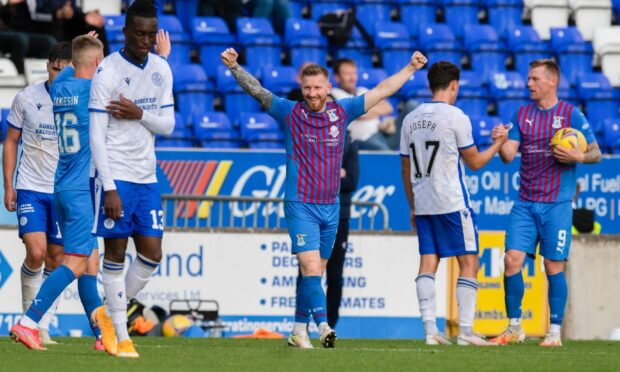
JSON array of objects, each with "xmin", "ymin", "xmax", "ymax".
[
  {"xmin": 455, "ymin": 112, "xmax": 475, "ymax": 149},
  {"xmin": 6, "ymin": 92, "xmax": 25, "ymax": 130},
  {"xmin": 159, "ymin": 63, "xmax": 175, "ymax": 109},
  {"xmin": 507, "ymin": 111, "xmax": 521, "ymax": 142},
  {"xmin": 337, "ymin": 95, "xmax": 366, "ymax": 124},
  {"xmin": 267, "ymin": 94, "xmax": 293, "ymax": 130},
  {"xmin": 88, "ymin": 67, "xmax": 111, "ymax": 113},
  {"xmin": 570, "ymin": 107, "xmax": 596, "ymax": 144},
  {"xmin": 399, "ymin": 119, "xmax": 410, "ymax": 157}
]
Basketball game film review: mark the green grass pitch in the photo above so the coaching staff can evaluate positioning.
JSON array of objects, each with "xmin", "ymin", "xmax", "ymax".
[{"xmin": 2, "ymin": 337, "xmax": 619, "ymax": 371}]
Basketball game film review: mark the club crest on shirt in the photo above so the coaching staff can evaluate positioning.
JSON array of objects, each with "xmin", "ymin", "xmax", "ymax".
[
  {"xmin": 326, "ymin": 109, "xmax": 339, "ymax": 122},
  {"xmin": 296, "ymin": 233, "xmax": 306, "ymax": 247},
  {"xmin": 152, "ymin": 72, "xmax": 163, "ymax": 86},
  {"xmin": 329, "ymin": 125, "xmax": 339, "ymax": 138},
  {"xmin": 552, "ymin": 116, "xmax": 563, "ymax": 129}
]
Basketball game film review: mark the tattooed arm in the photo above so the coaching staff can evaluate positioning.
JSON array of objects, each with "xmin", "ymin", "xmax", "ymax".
[{"xmin": 221, "ymin": 48, "xmax": 273, "ymax": 110}]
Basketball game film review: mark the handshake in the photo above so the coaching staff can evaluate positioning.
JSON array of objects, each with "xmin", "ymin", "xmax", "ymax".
[{"xmin": 491, "ymin": 123, "xmax": 511, "ymax": 144}]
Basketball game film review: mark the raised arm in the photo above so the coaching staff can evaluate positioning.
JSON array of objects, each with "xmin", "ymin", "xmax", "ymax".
[
  {"xmin": 364, "ymin": 51, "xmax": 427, "ymax": 112},
  {"xmin": 221, "ymin": 48, "xmax": 273, "ymax": 110}
]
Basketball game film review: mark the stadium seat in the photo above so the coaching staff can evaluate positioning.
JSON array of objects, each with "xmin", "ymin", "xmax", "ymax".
[
  {"xmin": 506, "ymin": 25, "xmax": 552, "ymax": 78},
  {"xmin": 593, "ymin": 27, "xmax": 620, "ymax": 87},
  {"xmin": 334, "ymin": 27, "xmax": 374, "ymax": 68},
  {"xmin": 289, "ymin": 0, "xmax": 306, "ymax": 18},
  {"xmin": 418, "ymin": 24, "xmax": 463, "ymax": 67},
  {"xmin": 485, "ymin": 0, "xmax": 524, "ymax": 38},
  {"xmin": 238, "ymin": 112, "xmax": 284, "ymax": 148},
  {"xmin": 261, "ymin": 66, "xmax": 298, "ymax": 96},
  {"xmin": 614, "ymin": 0, "xmax": 620, "ymax": 22},
  {"xmin": 557, "ymin": 74, "xmax": 580, "ymax": 106},
  {"xmin": 470, "ymin": 116, "xmax": 502, "ymax": 149},
  {"xmin": 464, "ymin": 25, "xmax": 508, "ymax": 82},
  {"xmin": 236, "ymin": 18, "xmax": 282, "ymax": 72},
  {"xmin": 82, "ymin": 0, "xmax": 121, "ymax": 15},
  {"xmin": 217, "ymin": 66, "xmax": 261, "ymax": 124},
  {"xmin": 104, "ymin": 15, "xmax": 125, "ymax": 53},
  {"xmin": 397, "ymin": 0, "xmax": 438, "ymax": 39},
  {"xmin": 174, "ymin": 0, "xmax": 199, "ymax": 32},
  {"xmin": 193, "ymin": 111, "xmax": 242, "ymax": 148},
  {"xmin": 442, "ymin": 0, "xmax": 481, "ymax": 38},
  {"xmin": 355, "ymin": 1, "xmax": 394, "ymax": 35},
  {"xmin": 311, "ymin": 2, "xmax": 353, "ymax": 20},
  {"xmin": 375, "ymin": 22, "xmax": 414, "ymax": 75},
  {"xmin": 285, "ymin": 18, "xmax": 328, "ymax": 67},
  {"xmin": 602, "ymin": 117, "xmax": 620, "ymax": 153},
  {"xmin": 568, "ymin": 0, "xmax": 612, "ymax": 41},
  {"xmin": 159, "ymin": 15, "xmax": 192, "ymax": 65},
  {"xmin": 399, "ymin": 69, "xmax": 432, "ymax": 100},
  {"xmin": 24, "ymin": 59, "xmax": 48, "ymax": 85},
  {"xmin": 456, "ymin": 71, "xmax": 491, "ymax": 116},
  {"xmin": 578, "ymin": 73, "xmax": 619, "ymax": 131},
  {"xmin": 488, "ymin": 71, "xmax": 529, "ymax": 118},
  {"xmin": 526, "ymin": 0, "xmax": 569, "ymax": 39},
  {"xmin": 549, "ymin": 28, "xmax": 593, "ymax": 85},
  {"xmin": 156, "ymin": 113, "xmax": 194, "ymax": 148},
  {"xmin": 357, "ymin": 68, "xmax": 389, "ymax": 89},
  {"xmin": 174, "ymin": 64, "xmax": 214, "ymax": 126},
  {"xmin": 0, "ymin": 59, "xmax": 25, "ymax": 108},
  {"xmin": 192, "ymin": 17, "xmax": 237, "ymax": 77}
]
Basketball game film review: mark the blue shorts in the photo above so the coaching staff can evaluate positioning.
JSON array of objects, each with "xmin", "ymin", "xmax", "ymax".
[
  {"xmin": 505, "ymin": 200, "xmax": 572, "ymax": 261},
  {"xmin": 94, "ymin": 179, "xmax": 164, "ymax": 238},
  {"xmin": 284, "ymin": 201, "xmax": 339, "ymax": 259},
  {"xmin": 16, "ymin": 189, "xmax": 63, "ymax": 245},
  {"xmin": 416, "ymin": 208, "xmax": 479, "ymax": 258},
  {"xmin": 54, "ymin": 190, "xmax": 97, "ymax": 256}
]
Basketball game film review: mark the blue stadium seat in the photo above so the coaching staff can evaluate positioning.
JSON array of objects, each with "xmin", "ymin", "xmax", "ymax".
[
  {"xmin": 262, "ymin": 66, "xmax": 298, "ymax": 96},
  {"xmin": 485, "ymin": 0, "xmax": 523, "ymax": 39},
  {"xmin": 355, "ymin": 1, "xmax": 394, "ymax": 35},
  {"xmin": 464, "ymin": 25, "xmax": 508, "ymax": 81},
  {"xmin": 488, "ymin": 71, "xmax": 529, "ymax": 118},
  {"xmin": 549, "ymin": 27, "xmax": 593, "ymax": 85},
  {"xmin": 399, "ymin": 69, "xmax": 432, "ymax": 100},
  {"xmin": 602, "ymin": 118, "xmax": 620, "ymax": 153},
  {"xmin": 578, "ymin": 73, "xmax": 620, "ymax": 133},
  {"xmin": 217, "ymin": 66, "xmax": 261, "ymax": 124},
  {"xmin": 442, "ymin": 0, "xmax": 481, "ymax": 38},
  {"xmin": 238, "ymin": 112, "xmax": 284, "ymax": 148},
  {"xmin": 193, "ymin": 111, "xmax": 242, "ymax": 148},
  {"xmin": 175, "ymin": 0, "xmax": 198, "ymax": 32},
  {"xmin": 285, "ymin": 18, "xmax": 328, "ymax": 67},
  {"xmin": 311, "ymin": 2, "xmax": 353, "ymax": 20},
  {"xmin": 418, "ymin": 24, "xmax": 463, "ymax": 67},
  {"xmin": 1, "ymin": 108, "xmax": 9, "ymax": 142},
  {"xmin": 174, "ymin": 64, "xmax": 214, "ymax": 126},
  {"xmin": 357, "ymin": 68, "xmax": 389, "ymax": 88},
  {"xmin": 334, "ymin": 27, "xmax": 374, "ymax": 68},
  {"xmin": 470, "ymin": 116, "xmax": 502, "ymax": 149},
  {"xmin": 156, "ymin": 113, "xmax": 194, "ymax": 148},
  {"xmin": 456, "ymin": 71, "xmax": 490, "ymax": 117},
  {"xmin": 236, "ymin": 18, "xmax": 282, "ymax": 72},
  {"xmin": 398, "ymin": 0, "xmax": 437, "ymax": 39},
  {"xmin": 104, "ymin": 15, "xmax": 125, "ymax": 53},
  {"xmin": 192, "ymin": 17, "xmax": 237, "ymax": 78},
  {"xmin": 159, "ymin": 15, "xmax": 192, "ymax": 65},
  {"xmin": 375, "ymin": 22, "xmax": 414, "ymax": 75},
  {"xmin": 557, "ymin": 74, "xmax": 579, "ymax": 107},
  {"xmin": 506, "ymin": 25, "xmax": 552, "ymax": 78}
]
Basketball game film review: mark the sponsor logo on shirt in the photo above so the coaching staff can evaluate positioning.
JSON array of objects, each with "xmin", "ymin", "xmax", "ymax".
[{"xmin": 329, "ymin": 125, "xmax": 339, "ymax": 138}]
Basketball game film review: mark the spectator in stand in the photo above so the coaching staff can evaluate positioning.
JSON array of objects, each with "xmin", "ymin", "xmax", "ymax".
[
  {"xmin": 331, "ymin": 58, "xmax": 396, "ymax": 151},
  {"xmin": 199, "ymin": 0, "xmax": 251, "ymax": 33},
  {"xmin": 252, "ymin": 0, "xmax": 290, "ymax": 34}
]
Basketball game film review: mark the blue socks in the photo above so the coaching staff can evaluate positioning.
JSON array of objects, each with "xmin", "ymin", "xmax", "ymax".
[
  {"xmin": 25, "ymin": 265, "xmax": 75, "ymax": 323},
  {"xmin": 298, "ymin": 276, "xmax": 328, "ymax": 326},
  {"xmin": 547, "ymin": 272, "xmax": 567, "ymax": 326},
  {"xmin": 78, "ymin": 274, "xmax": 102, "ymax": 337},
  {"xmin": 504, "ymin": 271, "xmax": 524, "ymax": 319}
]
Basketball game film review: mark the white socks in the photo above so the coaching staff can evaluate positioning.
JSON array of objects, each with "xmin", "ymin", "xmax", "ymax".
[
  {"xmin": 20, "ymin": 263, "xmax": 43, "ymax": 312},
  {"xmin": 125, "ymin": 253, "xmax": 159, "ymax": 299},
  {"xmin": 293, "ymin": 322, "xmax": 307, "ymax": 335},
  {"xmin": 416, "ymin": 273, "xmax": 438, "ymax": 336},
  {"xmin": 102, "ymin": 259, "xmax": 130, "ymax": 342},
  {"xmin": 456, "ymin": 277, "xmax": 478, "ymax": 337}
]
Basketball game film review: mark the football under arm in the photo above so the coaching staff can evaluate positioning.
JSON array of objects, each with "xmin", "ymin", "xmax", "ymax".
[
  {"xmin": 400, "ymin": 156, "xmax": 415, "ymax": 211},
  {"xmin": 498, "ymin": 139, "xmax": 520, "ymax": 163},
  {"xmin": 583, "ymin": 141, "xmax": 602, "ymax": 164},
  {"xmin": 89, "ymin": 111, "xmax": 116, "ymax": 191},
  {"xmin": 140, "ymin": 106, "xmax": 175, "ymax": 135}
]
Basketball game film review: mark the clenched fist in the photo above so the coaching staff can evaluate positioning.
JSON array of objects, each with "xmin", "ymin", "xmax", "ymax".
[
  {"xmin": 410, "ymin": 51, "xmax": 428, "ymax": 70},
  {"xmin": 221, "ymin": 48, "xmax": 239, "ymax": 69}
]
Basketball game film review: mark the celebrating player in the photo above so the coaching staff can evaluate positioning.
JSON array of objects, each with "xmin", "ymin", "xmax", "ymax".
[
  {"xmin": 221, "ymin": 46, "xmax": 427, "ymax": 348},
  {"xmin": 3, "ymin": 41, "xmax": 104, "ymax": 349},
  {"xmin": 9, "ymin": 35, "xmax": 105, "ymax": 351},
  {"xmin": 89, "ymin": 0, "xmax": 174, "ymax": 358},
  {"xmin": 400, "ymin": 61, "xmax": 506, "ymax": 346},
  {"xmin": 490, "ymin": 59, "xmax": 602, "ymax": 347}
]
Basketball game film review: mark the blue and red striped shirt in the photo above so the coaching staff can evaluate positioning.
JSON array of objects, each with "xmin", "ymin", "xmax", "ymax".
[
  {"xmin": 268, "ymin": 95, "xmax": 365, "ymax": 204},
  {"xmin": 508, "ymin": 100, "xmax": 595, "ymax": 203}
]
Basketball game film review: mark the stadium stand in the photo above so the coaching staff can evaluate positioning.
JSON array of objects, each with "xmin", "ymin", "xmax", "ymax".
[
  {"xmin": 173, "ymin": 64, "xmax": 214, "ymax": 125},
  {"xmin": 284, "ymin": 18, "xmax": 328, "ymax": 68},
  {"xmin": 549, "ymin": 27, "xmax": 594, "ymax": 85},
  {"xmin": 525, "ymin": 0, "xmax": 569, "ymax": 39},
  {"xmin": 192, "ymin": 17, "xmax": 238, "ymax": 78},
  {"xmin": 568, "ymin": 0, "xmax": 612, "ymax": 41},
  {"xmin": 506, "ymin": 25, "xmax": 553, "ymax": 78},
  {"xmin": 593, "ymin": 27, "xmax": 620, "ymax": 87},
  {"xmin": 193, "ymin": 111, "xmax": 242, "ymax": 148},
  {"xmin": 239, "ymin": 112, "xmax": 285, "ymax": 149},
  {"xmin": 489, "ymin": 71, "xmax": 529, "ymax": 118},
  {"xmin": 464, "ymin": 24, "xmax": 508, "ymax": 82},
  {"xmin": 442, "ymin": 0, "xmax": 481, "ymax": 39}
]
